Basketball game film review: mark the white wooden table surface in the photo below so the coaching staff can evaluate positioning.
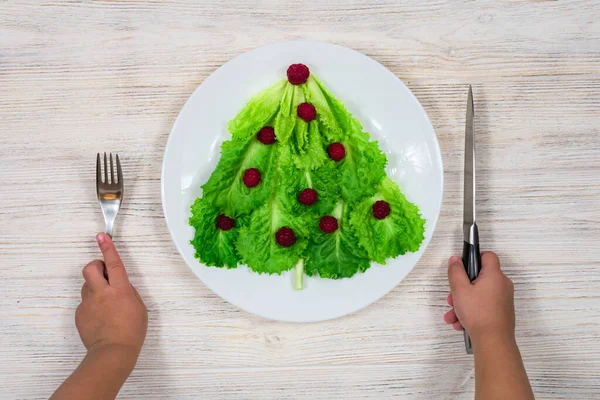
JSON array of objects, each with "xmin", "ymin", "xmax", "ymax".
[{"xmin": 1, "ymin": 1, "xmax": 600, "ymax": 399}]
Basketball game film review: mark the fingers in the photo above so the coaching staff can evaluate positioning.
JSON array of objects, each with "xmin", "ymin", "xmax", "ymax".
[
  {"xmin": 447, "ymin": 256, "xmax": 470, "ymax": 294},
  {"xmin": 82, "ymin": 260, "xmax": 108, "ymax": 291},
  {"xmin": 444, "ymin": 308, "xmax": 463, "ymax": 330},
  {"xmin": 97, "ymin": 233, "xmax": 129, "ymax": 286},
  {"xmin": 443, "ymin": 309, "xmax": 458, "ymax": 324},
  {"xmin": 452, "ymin": 321, "xmax": 464, "ymax": 331},
  {"xmin": 446, "ymin": 257, "xmax": 469, "ymax": 332},
  {"xmin": 81, "ymin": 283, "xmax": 91, "ymax": 299}
]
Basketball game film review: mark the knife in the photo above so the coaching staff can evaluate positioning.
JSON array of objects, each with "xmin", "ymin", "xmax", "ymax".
[{"xmin": 463, "ymin": 85, "xmax": 482, "ymax": 354}]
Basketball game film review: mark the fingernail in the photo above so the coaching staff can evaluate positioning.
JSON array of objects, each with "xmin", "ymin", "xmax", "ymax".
[
  {"xmin": 448, "ymin": 256, "xmax": 460, "ymax": 265},
  {"xmin": 96, "ymin": 233, "xmax": 107, "ymax": 244}
]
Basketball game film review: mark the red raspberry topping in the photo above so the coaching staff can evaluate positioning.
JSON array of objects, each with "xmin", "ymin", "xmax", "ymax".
[
  {"xmin": 298, "ymin": 188, "xmax": 318, "ymax": 206},
  {"xmin": 243, "ymin": 168, "xmax": 261, "ymax": 188},
  {"xmin": 275, "ymin": 227, "xmax": 296, "ymax": 247},
  {"xmin": 297, "ymin": 102, "xmax": 316, "ymax": 122},
  {"xmin": 257, "ymin": 126, "xmax": 276, "ymax": 145},
  {"xmin": 372, "ymin": 200, "xmax": 391, "ymax": 220},
  {"xmin": 287, "ymin": 63, "xmax": 310, "ymax": 85},
  {"xmin": 319, "ymin": 216, "xmax": 339, "ymax": 234},
  {"xmin": 216, "ymin": 214, "xmax": 235, "ymax": 231},
  {"xmin": 327, "ymin": 142, "xmax": 346, "ymax": 161}
]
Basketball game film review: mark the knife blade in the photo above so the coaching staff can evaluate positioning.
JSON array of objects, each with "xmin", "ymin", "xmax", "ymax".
[{"xmin": 463, "ymin": 85, "xmax": 482, "ymax": 355}]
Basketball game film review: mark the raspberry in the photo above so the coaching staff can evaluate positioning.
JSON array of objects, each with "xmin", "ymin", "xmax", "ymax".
[
  {"xmin": 257, "ymin": 126, "xmax": 276, "ymax": 145},
  {"xmin": 216, "ymin": 214, "xmax": 235, "ymax": 231},
  {"xmin": 275, "ymin": 227, "xmax": 296, "ymax": 247},
  {"xmin": 298, "ymin": 188, "xmax": 318, "ymax": 206},
  {"xmin": 327, "ymin": 142, "xmax": 346, "ymax": 161},
  {"xmin": 287, "ymin": 63, "xmax": 310, "ymax": 85},
  {"xmin": 297, "ymin": 102, "xmax": 316, "ymax": 122},
  {"xmin": 319, "ymin": 216, "xmax": 339, "ymax": 234},
  {"xmin": 243, "ymin": 168, "xmax": 261, "ymax": 188},
  {"xmin": 372, "ymin": 200, "xmax": 391, "ymax": 220}
]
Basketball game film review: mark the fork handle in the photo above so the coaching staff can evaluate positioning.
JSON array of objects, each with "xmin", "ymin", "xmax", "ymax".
[{"xmin": 105, "ymin": 219, "xmax": 114, "ymax": 238}]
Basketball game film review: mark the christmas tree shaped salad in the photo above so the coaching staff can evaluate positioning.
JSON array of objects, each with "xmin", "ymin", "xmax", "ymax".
[{"xmin": 189, "ymin": 63, "xmax": 426, "ymax": 289}]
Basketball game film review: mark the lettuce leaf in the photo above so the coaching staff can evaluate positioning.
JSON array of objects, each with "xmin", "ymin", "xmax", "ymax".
[
  {"xmin": 273, "ymin": 83, "xmax": 297, "ymax": 144},
  {"xmin": 292, "ymin": 121, "xmax": 328, "ymax": 170},
  {"xmin": 228, "ymin": 79, "xmax": 287, "ymax": 141},
  {"xmin": 292, "ymin": 118, "xmax": 309, "ymax": 156},
  {"xmin": 349, "ymin": 177, "xmax": 425, "ymax": 264},
  {"xmin": 289, "ymin": 85, "xmax": 308, "ymax": 153},
  {"xmin": 236, "ymin": 148, "xmax": 310, "ymax": 274},
  {"xmin": 201, "ymin": 137, "xmax": 276, "ymax": 216},
  {"xmin": 303, "ymin": 76, "xmax": 350, "ymax": 142},
  {"xmin": 313, "ymin": 77, "xmax": 353, "ymax": 135},
  {"xmin": 278, "ymin": 147, "xmax": 339, "ymax": 217},
  {"xmin": 189, "ymin": 197, "xmax": 241, "ymax": 268},
  {"xmin": 304, "ymin": 76, "xmax": 387, "ymax": 203},
  {"xmin": 304, "ymin": 202, "xmax": 370, "ymax": 279},
  {"xmin": 337, "ymin": 125, "xmax": 387, "ymax": 203},
  {"xmin": 308, "ymin": 160, "xmax": 340, "ymax": 215},
  {"xmin": 236, "ymin": 202, "xmax": 309, "ymax": 274}
]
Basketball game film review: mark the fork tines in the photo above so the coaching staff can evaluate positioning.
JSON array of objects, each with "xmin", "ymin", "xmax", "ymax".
[{"xmin": 96, "ymin": 152, "xmax": 122, "ymax": 185}]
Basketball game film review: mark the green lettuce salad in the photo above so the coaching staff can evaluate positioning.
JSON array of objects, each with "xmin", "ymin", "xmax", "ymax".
[{"xmin": 189, "ymin": 63, "xmax": 425, "ymax": 289}]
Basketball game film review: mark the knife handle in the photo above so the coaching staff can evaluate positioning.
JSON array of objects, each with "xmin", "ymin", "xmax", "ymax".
[{"xmin": 462, "ymin": 223, "xmax": 481, "ymax": 355}]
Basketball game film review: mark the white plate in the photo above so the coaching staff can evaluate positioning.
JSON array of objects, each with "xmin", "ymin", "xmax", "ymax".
[{"xmin": 162, "ymin": 41, "xmax": 443, "ymax": 322}]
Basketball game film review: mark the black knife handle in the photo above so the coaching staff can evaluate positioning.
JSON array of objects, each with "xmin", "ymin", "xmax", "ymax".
[
  {"xmin": 462, "ymin": 223, "xmax": 481, "ymax": 354},
  {"xmin": 462, "ymin": 240, "xmax": 481, "ymax": 282}
]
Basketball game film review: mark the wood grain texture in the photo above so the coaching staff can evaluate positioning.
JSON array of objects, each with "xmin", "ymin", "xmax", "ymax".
[{"xmin": 1, "ymin": 0, "xmax": 600, "ymax": 399}]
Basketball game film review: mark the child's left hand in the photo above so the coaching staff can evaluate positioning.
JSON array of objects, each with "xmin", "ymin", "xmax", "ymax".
[
  {"xmin": 51, "ymin": 234, "xmax": 148, "ymax": 399},
  {"xmin": 76, "ymin": 233, "xmax": 148, "ymax": 360}
]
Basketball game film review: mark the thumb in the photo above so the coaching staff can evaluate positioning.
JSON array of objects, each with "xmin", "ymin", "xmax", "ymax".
[
  {"xmin": 96, "ymin": 233, "xmax": 129, "ymax": 286},
  {"xmin": 447, "ymin": 256, "xmax": 471, "ymax": 294},
  {"xmin": 479, "ymin": 251, "xmax": 502, "ymax": 276}
]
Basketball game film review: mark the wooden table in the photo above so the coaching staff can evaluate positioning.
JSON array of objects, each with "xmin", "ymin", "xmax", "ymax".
[{"xmin": 2, "ymin": 1, "xmax": 599, "ymax": 399}]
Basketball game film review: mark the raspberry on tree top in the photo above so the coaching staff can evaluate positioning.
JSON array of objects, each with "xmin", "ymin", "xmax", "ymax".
[{"xmin": 287, "ymin": 63, "xmax": 310, "ymax": 85}]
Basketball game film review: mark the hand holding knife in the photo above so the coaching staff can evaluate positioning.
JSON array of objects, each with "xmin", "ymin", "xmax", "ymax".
[{"xmin": 463, "ymin": 85, "xmax": 482, "ymax": 354}]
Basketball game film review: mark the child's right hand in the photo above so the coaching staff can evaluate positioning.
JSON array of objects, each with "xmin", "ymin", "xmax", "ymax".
[
  {"xmin": 443, "ymin": 252, "xmax": 534, "ymax": 399},
  {"xmin": 443, "ymin": 252, "xmax": 516, "ymax": 344}
]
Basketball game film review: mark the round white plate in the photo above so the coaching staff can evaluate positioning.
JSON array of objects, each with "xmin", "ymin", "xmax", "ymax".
[{"xmin": 162, "ymin": 41, "xmax": 443, "ymax": 322}]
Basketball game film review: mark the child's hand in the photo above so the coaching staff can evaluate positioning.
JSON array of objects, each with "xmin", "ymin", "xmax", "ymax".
[
  {"xmin": 76, "ymin": 233, "xmax": 148, "ymax": 360},
  {"xmin": 443, "ymin": 252, "xmax": 515, "ymax": 344},
  {"xmin": 51, "ymin": 234, "xmax": 148, "ymax": 399}
]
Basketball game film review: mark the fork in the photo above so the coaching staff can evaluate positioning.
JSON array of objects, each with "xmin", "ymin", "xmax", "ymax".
[{"xmin": 96, "ymin": 153, "xmax": 124, "ymax": 238}]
